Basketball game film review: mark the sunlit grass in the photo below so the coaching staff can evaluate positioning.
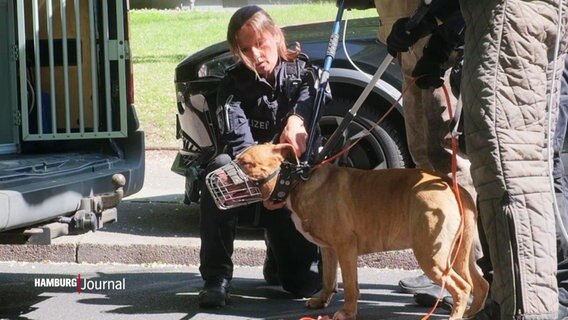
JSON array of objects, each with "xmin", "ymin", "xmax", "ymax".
[{"xmin": 131, "ymin": 5, "xmax": 377, "ymax": 148}]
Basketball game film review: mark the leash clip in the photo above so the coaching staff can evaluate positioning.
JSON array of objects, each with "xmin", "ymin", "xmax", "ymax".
[
  {"xmin": 450, "ymin": 98, "xmax": 463, "ymax": 138},
  {"xmin": 299, "ymin": 161, "xmax": 312, "ymax": 181}
]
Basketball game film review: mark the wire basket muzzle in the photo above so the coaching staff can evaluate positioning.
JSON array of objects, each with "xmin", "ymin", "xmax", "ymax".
[{"xmin": 205, "ymin": 161, "xmax": 263, "ymax": 210}]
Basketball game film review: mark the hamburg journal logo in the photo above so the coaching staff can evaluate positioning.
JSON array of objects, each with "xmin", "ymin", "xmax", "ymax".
[{"xmin": 34, "ymin": 274, "xmax": 126, "ymax": 293}]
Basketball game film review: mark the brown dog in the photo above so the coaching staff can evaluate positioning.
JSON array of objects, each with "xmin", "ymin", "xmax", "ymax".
[{"xmin": 233, "ymin": 143, "xmax": 489, "ymax": 320}]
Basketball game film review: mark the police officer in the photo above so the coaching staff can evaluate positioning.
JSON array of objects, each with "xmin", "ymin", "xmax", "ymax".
[{"xmin": 197, "ymin": 5, "xmax": 330, "ymax": 308}]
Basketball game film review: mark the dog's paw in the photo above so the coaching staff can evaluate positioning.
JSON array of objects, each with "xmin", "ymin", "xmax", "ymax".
[
  {"xmin": 332, "ymin": 309, "xmax": 355, "ymax": 320},
  {"xmin": 305, "ymin": 295, "xmax": 331, "ymax": 309}
]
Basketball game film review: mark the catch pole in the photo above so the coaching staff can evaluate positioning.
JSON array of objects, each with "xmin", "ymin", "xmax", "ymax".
[
  {"xmin": 315, "ymin": 0, "xmax": 432, "ymax": 163},
  {"xmin": 302, "ymin": 0, "xmax": 345, "ymax": 164},
  {"xmin": 316, "ymin": 54, "xmax": 393, "ymax": 162}
]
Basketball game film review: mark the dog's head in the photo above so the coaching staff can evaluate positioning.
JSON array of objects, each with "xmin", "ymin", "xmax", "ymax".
[{"xmin": 205, "ymin": 143, "xmax": 298, "ymax": 209}]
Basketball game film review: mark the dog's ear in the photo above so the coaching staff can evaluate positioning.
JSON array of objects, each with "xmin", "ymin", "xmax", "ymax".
[{"xmin": 273, "ymin": 143, "xmax": 299, "ymax": 164}]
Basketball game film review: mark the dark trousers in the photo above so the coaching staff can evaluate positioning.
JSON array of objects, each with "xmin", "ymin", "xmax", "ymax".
[
  {"xmin": 198, "ymin": 154, "xmax": 322, "ymax": 298},
  {"xmin": 556, "ymin": 57, "xmax": 568, "ymax": 307}
]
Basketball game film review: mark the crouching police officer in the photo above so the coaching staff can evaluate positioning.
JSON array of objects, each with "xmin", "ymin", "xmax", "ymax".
[{"xmin": 197, "ymin": 5, "xmax": 330, "ymax": 308}]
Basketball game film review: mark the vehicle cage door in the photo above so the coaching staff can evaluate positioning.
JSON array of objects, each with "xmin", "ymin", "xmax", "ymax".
[
  {"xmin": 15, "ymin": 0, "xmax": 129, "ymax": 141},
  {"xmin": 175, "ymin": 77, "xmax": 222, "ymax": 168}
]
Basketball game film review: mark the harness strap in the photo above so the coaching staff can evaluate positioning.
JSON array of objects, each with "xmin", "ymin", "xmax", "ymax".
[
  {"xmin": 283, "ymin": 58, "xmax": 306, "ymax": 102},
  {"xmin": 249, "ymin": 166, "xmax": 281, "ymax": 188},
  {"xmin": 269, "ymin": 162, "xmax": 311, "ymax": 202}
]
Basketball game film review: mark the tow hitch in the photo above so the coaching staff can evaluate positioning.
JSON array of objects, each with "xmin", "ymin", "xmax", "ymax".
[{"xmin": 23, "ymin": 174, "xmax": 126, "ymax": 245}]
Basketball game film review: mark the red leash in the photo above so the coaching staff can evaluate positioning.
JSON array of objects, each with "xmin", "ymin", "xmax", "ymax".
[{"xmin": 420, "ymin": 83, "xmax": 465, "ymax": 320}]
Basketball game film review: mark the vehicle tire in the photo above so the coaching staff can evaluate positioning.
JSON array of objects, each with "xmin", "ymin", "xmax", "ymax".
[{"xmin": 319, "ymin": 97, "xmax": 411, "ymax": 169}]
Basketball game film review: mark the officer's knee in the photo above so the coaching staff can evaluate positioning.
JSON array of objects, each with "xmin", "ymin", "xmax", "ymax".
[
  {"xmin": 207, "ymin": 154, "xmax": 232, "ymax": 172},
  {"xmin": 280, "ymin": 273, "xmax": 322, "ymax": 298}
]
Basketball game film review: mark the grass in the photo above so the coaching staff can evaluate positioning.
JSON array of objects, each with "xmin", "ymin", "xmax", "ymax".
[{"xmin": 130, "ymin": 5, "xmax": 377, "ymax": 148}]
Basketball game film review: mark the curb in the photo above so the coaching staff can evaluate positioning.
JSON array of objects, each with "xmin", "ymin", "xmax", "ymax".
[{"xmin": 0, "ymin": 241, "xmax": 419, "ymax": 269}]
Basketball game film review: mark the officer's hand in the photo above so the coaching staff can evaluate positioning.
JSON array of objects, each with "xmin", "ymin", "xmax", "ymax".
[
  {"xmin": 280, "ymin": 115, "xmax": 307, "ymax": 156},
  {"xmin": 263, "ymin": 199, "xmax": 286, "ymax": 210},
  {"xmin": 412, "ymin": 57, "xmax": 444, "ymax": 89},
  {"xmin": 386, "ymin": 15, "xmax": 437, "ymax": 57}
]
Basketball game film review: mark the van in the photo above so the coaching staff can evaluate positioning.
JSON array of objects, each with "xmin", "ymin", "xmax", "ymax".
[{"xmin": 0, "ymin": 0, "xmax": 144, "ymax": 244}]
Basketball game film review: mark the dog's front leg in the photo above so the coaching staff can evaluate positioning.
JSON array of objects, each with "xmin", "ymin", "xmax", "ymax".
[
  {"xmin": 333, "ymin": 241, "xmax": 359, "ymax": 320},
  {"xmin": 306, "ymin": 247, "xmax": 337, "ymax": 309}
]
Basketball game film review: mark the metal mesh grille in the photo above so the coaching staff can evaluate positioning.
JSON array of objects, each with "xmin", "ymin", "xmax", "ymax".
[{"xmin": 16, "ymin": 0, "xmax": 128, "ymax": 141}]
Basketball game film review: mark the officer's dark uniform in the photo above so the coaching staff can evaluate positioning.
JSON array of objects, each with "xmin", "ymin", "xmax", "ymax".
[{"xmin": 199, "ymin": 55, "xmax": 327, "ymax": 298}]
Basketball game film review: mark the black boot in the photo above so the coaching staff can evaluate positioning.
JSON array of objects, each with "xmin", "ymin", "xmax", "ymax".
[
  {"xmin": 466, "ymin": 300, "xmax": 499, "ymax": 320},
  {"xmin": 198, "ymin": 278, "xmax": 231, "ymax": 308},
  {"xmin": 412, "ymin": 285, "xmax": 449, "ymax": 308},
  {"xmin": 398, "ymin": 273, "xmax": 437, "ymax": 294}
]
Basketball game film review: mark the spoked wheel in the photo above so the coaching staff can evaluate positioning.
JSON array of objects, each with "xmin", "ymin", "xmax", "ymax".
[{"xmin": 319, "ymin": 97, "xmax": 410, "ymax": 170}]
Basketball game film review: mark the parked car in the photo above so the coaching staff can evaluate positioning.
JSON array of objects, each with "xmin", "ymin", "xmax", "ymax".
[
  {"xmin": 172, "ymin": 14, "xmax": 568, "ymax": 205},
  {"xmin": 0, "ymin": 0, "xmax": 144, "ymax": 244},
  {"xmin": 171, "ymin": 17, "xmax": 413, "ymax": 205}
]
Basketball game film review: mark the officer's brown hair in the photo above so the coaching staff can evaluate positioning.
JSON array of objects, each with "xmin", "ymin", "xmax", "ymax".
[{"xmin": 227, "ymin": 5, "xmax": 300, "ymax": 74}]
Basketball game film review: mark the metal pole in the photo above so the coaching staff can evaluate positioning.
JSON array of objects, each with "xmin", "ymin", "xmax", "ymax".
[
  {"xmin": 316, "ymin": 54, "xmax": 393, "ymax": 162},
  {"xmin": 316, "ymin": 0, "xmax": 432, "ymax": 163},
  {"xmin": 302, "ymin": 0, "xmax": 345, "ymax": 163}
]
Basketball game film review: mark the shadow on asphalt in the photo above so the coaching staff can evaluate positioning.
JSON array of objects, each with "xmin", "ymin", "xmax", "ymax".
[
  {"xmin": 0, "ymin": 270, "xmax": 449, "ymax": 320},
  {"xmin": 106, "ymin": 198, "xmax": 264, "ymax": 240}
]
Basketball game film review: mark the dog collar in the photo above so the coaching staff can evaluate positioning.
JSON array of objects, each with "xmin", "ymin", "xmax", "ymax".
[
  {"xmin": 269, "ymin": 162, "xmax": 311, "ymax": 203},
  {"xmin": 248, "ymin": 165, "xmax": 281, "ymax": 188}
]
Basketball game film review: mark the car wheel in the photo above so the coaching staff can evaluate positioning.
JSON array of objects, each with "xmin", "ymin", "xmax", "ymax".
[{"xmin": 319, "ymin": 97, "xmax": 411, "ymax": 169}]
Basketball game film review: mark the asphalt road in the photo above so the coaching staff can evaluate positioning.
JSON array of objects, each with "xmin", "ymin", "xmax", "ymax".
[{"xmin": 0, "ymin": 261, "xmax": 452, "ymax": 320}]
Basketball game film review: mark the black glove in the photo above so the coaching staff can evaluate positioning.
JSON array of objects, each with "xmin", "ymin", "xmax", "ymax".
[
  {"xmin": 411, "ymin": 26, "xmax": 454, "ymax": 89},
  {"xmin": 386, "ymin": 14, "xmax": 437, "ymax": 57}
]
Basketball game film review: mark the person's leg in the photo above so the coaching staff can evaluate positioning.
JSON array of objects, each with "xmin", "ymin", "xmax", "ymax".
[
  {"xmin": 400, "ymin": 53, "xmax": 436, "ymax": 172},
  {"xmin": 198, "ymin": 154, "xmax": 240, "ymax": 308},
  {"xmin": 374, "ymin": 0, "xmax": 434, "ymax": 171},
  {"xmin": 555, "ymin": 55, "xmax": 568, "ymax": 318},
  {"xmin": 373, "ymin": 0, "xmax": 422, "ymax": 45},
  {"xmin": 422, "ymin": 71, "xmax": 476, "ymax": 199},
  {"xmin": 262, "ymin": 232, "xmax": 280, "ymax": 285},
  {"xmin": 375, "ymin": 0, "xmax": 474, "ymax": 197},
  {"xmin": 375, "ymin": 0, "xmax": 482, "ymax": 297},
  {"xmin": 261, "ymin": 207, "xmax": 322, "ymax": 298},
  {"xmin": 460, "ymin": 0, "xmax": 563, "ymax": 317},
  {"xmin": 464, "ymin": 55, "xmax": 568, "ymax": 320}
]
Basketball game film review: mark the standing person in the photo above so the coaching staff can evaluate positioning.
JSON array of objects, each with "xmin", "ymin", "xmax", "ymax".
[
  {"xmin": 374, "ymin": 0, "xmax": 472, "ymax": 196},
  {"xmin": 458, "ymin": 1, "xmax": 568, "ymax": 318},
  {"xmin": 372, "ymin": 0, "xmax": 482, "ymax": 297},
  {"xmin": 197, "ymin": 5, "xmax": 329, "ymax": 308},
  {"xmin": 417, "ymin": 54, "xmax": 568, "ymax": 318}
]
